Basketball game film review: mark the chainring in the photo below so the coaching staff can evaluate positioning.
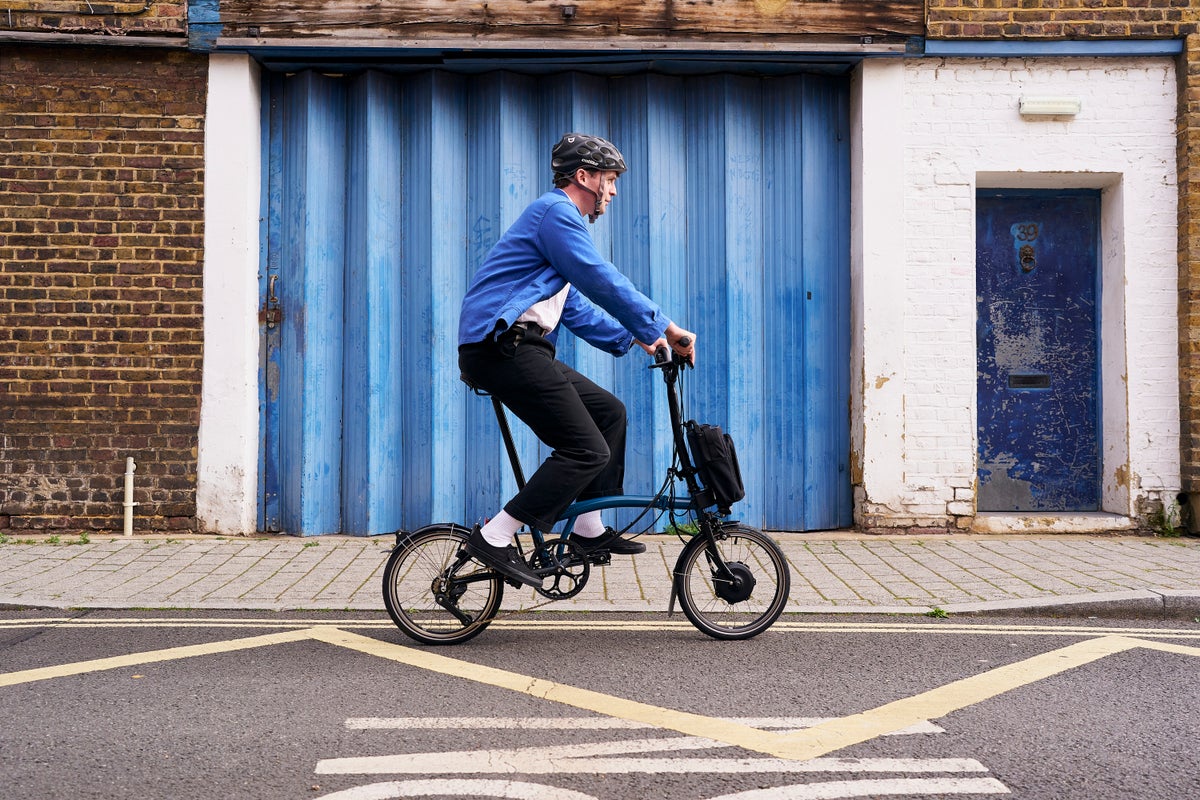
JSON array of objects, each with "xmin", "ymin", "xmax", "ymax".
[{"xmin": 530, "ymin": 538, "xmax": 591, "ymax": 600}]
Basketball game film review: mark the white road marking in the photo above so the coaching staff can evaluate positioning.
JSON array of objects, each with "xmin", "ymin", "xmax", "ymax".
[
  {"xmin": 313, "ymin": 778, "xmax": 599, "ymax": 799},
  {"xmin": 317, "ymin": 752, "xmax": 991, "ymax": 776},
  {"xmin": 316, "ymin": 718, "xmax": 1009, "ymax": 798},
  {"xmin": 344, "ymin": 717, "xmax": 944, "ymax": 735},
  {"xmin": 703, "ymin": 777, "xmax": 1010, "ymax": 799},
  {"xmin": 318, "ymin": 726, "xmax": 981, "ymax": 776},
  {"xmin": 311, "ymin": 777, "xmax": 1011, "ymax": 800}
]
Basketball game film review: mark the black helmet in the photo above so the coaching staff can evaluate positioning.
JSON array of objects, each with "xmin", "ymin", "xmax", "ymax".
[{"xmin": 551, "ymin": 133, "xmax": 627, "ymax": 176}]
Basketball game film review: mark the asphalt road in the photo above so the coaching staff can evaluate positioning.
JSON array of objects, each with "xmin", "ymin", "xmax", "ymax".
[{"xmin": 2, "ymin": 609, "xmax": 1198, "ymax": 799}]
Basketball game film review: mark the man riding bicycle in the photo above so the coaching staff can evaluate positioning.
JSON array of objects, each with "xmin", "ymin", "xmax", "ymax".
[{"xmin": 458, "ymin": 132, "xmax": 696, "ymax": 589}]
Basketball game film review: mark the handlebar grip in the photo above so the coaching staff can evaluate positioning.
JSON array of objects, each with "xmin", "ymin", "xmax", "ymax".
[
  {"xmin": 678, "ymin": 336, "xmax": 692, "ymax": 348},
  {"xmin": 653, "ymin": 345, "xmax": 672, "ymax": 365}
]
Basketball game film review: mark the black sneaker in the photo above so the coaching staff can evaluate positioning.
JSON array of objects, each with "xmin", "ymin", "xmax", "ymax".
[
  {"xmin": 569, "ymin": 527, "xmax": 646, "ymax": 556},
  {"xmin": 465, "ymin": 525, "xmax": 544, "ymax": 589}
]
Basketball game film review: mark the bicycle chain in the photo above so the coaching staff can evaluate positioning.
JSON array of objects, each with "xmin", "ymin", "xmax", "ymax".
[
  {"xmin": 447, "ymin": 518, "xmax": 694, "ymax": 635},
  {"xmin": 451, "ymin": 539, "xmax": 630, "ymax": 632}
]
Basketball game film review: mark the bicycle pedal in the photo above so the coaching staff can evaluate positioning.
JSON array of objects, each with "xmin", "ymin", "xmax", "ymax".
[{"xmin": 588, "ymin": 552, "xmax": 612, "ymax": 566}]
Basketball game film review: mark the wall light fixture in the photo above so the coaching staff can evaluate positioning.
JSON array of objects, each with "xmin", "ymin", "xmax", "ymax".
[{"xmin": 1019, "ymin": 96, "xmax": 1082, "ymax": 117}]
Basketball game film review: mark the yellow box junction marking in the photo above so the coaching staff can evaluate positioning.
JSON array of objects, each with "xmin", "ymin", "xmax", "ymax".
[
  {"xmin": 0, "ymin": 628, "xmax": 312, "ymax": 689},
  {"xmin": 3, "ymin": 624, "xmax": 1199, "ymax": 761},
  {"xmin": 307, "ymin": 627, "xmax": 792, "ymax": 758},
  {"xmin": 776, "ymin": 635, "xmax": 1148, "ymax": 760}
]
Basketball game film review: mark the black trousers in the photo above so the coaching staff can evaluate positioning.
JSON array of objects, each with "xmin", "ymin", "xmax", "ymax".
[{"xmin": 458, "ymin": 326, "xmax": 626, "ymax": 533}]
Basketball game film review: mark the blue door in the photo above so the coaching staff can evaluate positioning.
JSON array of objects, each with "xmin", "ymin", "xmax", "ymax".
[
  {"xmin": 976, "ymin": 190, "xmax": 1100, "ymax": 511},
  {"xmin": 261, "ymin": 67, "xmax": 852, "ymax": 535}
]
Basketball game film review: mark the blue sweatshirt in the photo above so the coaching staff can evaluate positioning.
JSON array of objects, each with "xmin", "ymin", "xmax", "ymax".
[{"xmin": 458, "ymin": 189, "xmax": 670, "ymax": 356}]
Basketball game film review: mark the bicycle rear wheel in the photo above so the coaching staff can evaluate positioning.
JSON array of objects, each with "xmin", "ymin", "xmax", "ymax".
[
  {"xmin": 673, "ymin": 523, "xmax": 790, "ymax": 640},
  {"xmin": 382, "ymin": 524, "xmax": 504, "ymax": 645}
]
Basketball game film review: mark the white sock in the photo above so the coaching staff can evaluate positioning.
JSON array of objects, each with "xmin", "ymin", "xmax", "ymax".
[
  {"xmin": 573, "ymin": 510, "xmax": 606, "ymax": 538},
  {"xmin": 480, "ymin": 510, "xmax": 522, "ymax": 547}
]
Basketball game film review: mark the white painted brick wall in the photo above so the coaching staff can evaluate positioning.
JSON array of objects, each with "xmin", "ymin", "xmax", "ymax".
[
  {"xmin": 856, "ymin": 56, "xmax": 1178, "ymax": 529},
  {"xmin": 197, "ymin": 55, "xmax": 263, "ymax": 535}
]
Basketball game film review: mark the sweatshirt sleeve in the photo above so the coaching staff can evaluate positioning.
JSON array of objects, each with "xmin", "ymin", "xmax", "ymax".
[
  {"xmin": 535, "ymin": 200, "xmax": 670, "ymax": 347},
  {"xmin": 559, "ymin": 286, "xmax": 635, "ymax": 355}
]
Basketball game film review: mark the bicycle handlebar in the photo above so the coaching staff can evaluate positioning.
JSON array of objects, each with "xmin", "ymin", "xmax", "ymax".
[{"xmin": 652, "ymin": 336, "xmax": 693, "ymax": 369}]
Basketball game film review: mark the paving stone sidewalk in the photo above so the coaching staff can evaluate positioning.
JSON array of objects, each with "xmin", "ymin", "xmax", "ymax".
[{"xmin": 1, "ymin": 532, "xmax": 1199, "ymax": 618}]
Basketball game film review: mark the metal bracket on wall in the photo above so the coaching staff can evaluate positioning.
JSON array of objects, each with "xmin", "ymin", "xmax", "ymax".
[{"xmin": 259, "ymin": 274, "xmax": 282, "ymax": 329}]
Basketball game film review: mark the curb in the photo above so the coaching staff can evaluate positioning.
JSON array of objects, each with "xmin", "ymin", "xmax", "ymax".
[
  {"xmin": 4, "ymin": 591, "xmax": 1199, "ymax": 619},
  {"xmin": 944, "ymin": 590, "xmax": 1200, "ymax": 619}
]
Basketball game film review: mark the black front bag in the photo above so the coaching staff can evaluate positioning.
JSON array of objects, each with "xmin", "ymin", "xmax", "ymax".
[{"xmin": 685, "ymin": 421, "xmax": 746, "ymax": 514}]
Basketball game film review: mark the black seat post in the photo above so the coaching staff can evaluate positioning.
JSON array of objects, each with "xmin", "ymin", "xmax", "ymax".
[
  {"xmin": 492, "ymin": 397, "xmax": 527, "ymax": 490},
  {"xmin": 463, "ymin": 373, "xmax": 528, "ymax": 492}
]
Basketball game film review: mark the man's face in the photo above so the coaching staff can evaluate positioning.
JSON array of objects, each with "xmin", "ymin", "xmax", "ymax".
[{"xmin": 586, "ymin": 169, "xmax": 619, "ymax": 216}]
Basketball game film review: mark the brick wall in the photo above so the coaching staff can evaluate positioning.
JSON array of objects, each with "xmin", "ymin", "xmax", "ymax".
[
  {"xmin": 0, "ymin": 46, "xmax": 207, "ymax": 532},
  {"xmin": 929, "ymin": 0, "xmax": 1200, "ymax": 503},
  {"xmin": 1182, "ymin": 32, "xmax": 1200, "ymax": 495},
  {"xmin": 927, "ymin": 0, "xmax": 1194, "ymax": 39}
]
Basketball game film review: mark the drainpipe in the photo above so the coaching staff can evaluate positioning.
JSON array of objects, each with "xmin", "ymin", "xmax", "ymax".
[{"xmin": 122, "ymin": 456, "xmax": 138, "ymax": 536}]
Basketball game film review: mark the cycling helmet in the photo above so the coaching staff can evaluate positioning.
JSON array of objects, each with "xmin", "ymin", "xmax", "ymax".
[{"xmin": 551, "ymin": 133, "xmax": 627, "ymax": 177}]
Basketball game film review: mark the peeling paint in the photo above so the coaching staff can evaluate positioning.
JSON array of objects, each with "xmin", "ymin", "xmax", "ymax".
[
  {"xmin": 976, "ymin": 191, "xmax": 1100, "ymax": 512},
  {"xmin": 978, "ymin": 457, "xmax": 1034, "ymax": 509},
  {"xmin": 1113, "ymin": 463, "xmax": 1129, "ymax": 489}
]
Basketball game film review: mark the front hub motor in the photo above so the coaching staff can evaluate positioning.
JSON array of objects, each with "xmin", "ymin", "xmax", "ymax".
[{"xmin": 713, "ymin": 561, "xmax": 756, "ymax": 604}]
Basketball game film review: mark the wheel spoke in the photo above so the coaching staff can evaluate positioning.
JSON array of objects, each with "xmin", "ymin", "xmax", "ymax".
[
  {"xmin": 382, "ymin": 528, "xmax": 503, "ymax": 645},
  {"xmin": 674, "ymin": 524, "xmax": 790, "ymax": 640}
]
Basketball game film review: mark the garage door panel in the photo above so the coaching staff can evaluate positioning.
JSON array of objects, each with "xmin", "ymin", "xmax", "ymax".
[
  {"xmin": 278, "ymin": 71, "xmax": 347, "ymax": 535},
  {"xmin": 264, "ymin": 68, "xmax": 851, "ymax": 534}
]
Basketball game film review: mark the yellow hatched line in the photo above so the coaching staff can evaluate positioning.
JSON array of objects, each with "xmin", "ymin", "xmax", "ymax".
[
  {"xmin": 306, "ymin": 626, "xmax": 793, "ymax": 757},
  {"xmin": 1121, "ymin": 637, "xmax": 1200, "ymax": 657},
  {"xmin": 2, "ymin": 616, "xmax": 1200, "ymax": 639},
  {"xmin": 0, "ymin": 628, "xmax": 313, "ymax": 688},
  {"xmin": 2, "ymin": 626, "xmax": 1198, "ymax": 762},
  {"xmin": 308, "ymin": 628, "xmax": 1185, "ymax": 761},
  {"xmin": 772, "ymin": 635, "xmax": 1148, "ymax": 760}
]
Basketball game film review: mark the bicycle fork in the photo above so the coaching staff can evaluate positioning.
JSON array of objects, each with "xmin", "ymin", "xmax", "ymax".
[{"xmin": 667, "ymin": 516, "xmax": 747, "ymax": 615}]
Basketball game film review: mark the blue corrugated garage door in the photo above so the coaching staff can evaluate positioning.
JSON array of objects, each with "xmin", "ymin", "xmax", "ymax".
[{"xmin": 260, "ymin": 66, "xmax": 850, "ymax": 535}]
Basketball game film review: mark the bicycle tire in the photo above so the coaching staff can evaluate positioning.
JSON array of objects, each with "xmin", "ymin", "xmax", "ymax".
[
  {"xmin": 673, "ymin": 523, "xmax": 790, "ymax": 640},
  {"xmin": 382, "ymin": 524, "xmax": 504, "ymax": 645}
]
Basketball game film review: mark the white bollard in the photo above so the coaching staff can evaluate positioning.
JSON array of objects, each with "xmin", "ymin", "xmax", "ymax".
[{"xmin": 122, "ymin": 456, "xmax": 138, "ymax": 536}]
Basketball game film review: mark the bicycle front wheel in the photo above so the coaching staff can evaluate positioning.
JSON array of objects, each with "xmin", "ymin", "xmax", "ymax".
[
  {"xmin": 382, "ymin": 525, "xmax": 504, "ymax": 645},
  {"xmin": 674, "ymin": 523, "xmax": 790, "ymax": 640}
]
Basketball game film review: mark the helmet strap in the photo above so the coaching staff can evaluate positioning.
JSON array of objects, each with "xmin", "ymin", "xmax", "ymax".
[{"xmin": 568, "ymin": 172, "xmax": 603, "ymax": 223}]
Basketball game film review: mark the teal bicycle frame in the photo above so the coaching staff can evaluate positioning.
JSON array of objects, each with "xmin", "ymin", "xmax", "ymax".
[
  {"xmin": 382, "ymin": 341, "xmax": 788, "ymax": 644},
  {"xmin": 480, "ymin": 343, "xmax": 719, "ymax": 558}
]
